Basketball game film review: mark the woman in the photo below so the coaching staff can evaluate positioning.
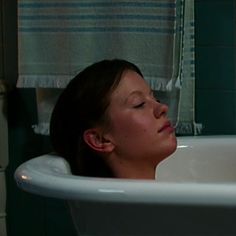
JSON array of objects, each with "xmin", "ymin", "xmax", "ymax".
[{"xmin": 50, "ymin": 59, "xmax": 177, "ymax": 179}]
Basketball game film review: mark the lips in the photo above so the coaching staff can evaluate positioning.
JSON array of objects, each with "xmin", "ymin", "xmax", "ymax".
[{"xmin": 158, "ymin": 121, "xmax": 175, "ymax": 133}]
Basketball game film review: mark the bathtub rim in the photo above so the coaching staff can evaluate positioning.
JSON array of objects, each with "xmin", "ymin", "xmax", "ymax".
[
  {"xmin": 15, "ymin": 161, "xmax": 236, "ymax": 206},
  {"xmin": 14, "ymin": 135, "xmax": 236, "ymax": 207}
]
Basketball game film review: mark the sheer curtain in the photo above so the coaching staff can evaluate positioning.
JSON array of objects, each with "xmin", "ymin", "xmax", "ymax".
[{"xmin": 17, "ymin": 0, "xmax": 199, "ymax": 135}]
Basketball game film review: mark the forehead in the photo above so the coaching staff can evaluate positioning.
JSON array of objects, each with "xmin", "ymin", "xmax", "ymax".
[{"xmin": 111, "ymin": 70, "xmax": 150, "ymax": 98}]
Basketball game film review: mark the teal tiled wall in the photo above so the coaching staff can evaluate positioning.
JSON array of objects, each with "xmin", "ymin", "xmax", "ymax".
[
  {"xmin": 3, "ymin": 1, "xmax": 76, "ymax": 236},
  {"xmin": 195, "ymin": 0, "xmax": 236, "ymax": 134},
  {"xmin": 6, "ymin": 89, "xmax": 76, "ymax": 236}
]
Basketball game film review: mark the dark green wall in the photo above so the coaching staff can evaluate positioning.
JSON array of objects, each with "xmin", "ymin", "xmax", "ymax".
[
  {"xmin": 6, "ymin": 90, "xmax": 76, "ymax": 236},
  {"xmin": 195, "ymin": 0, "xmax": 236, "ymax": 134},
  {"xmin": 4, "ymin": 0, "xmax": 236, "ymax": 236},
  {"xmin": 2, "ymin": 1, "xmax": 76, "ymax": 236}
]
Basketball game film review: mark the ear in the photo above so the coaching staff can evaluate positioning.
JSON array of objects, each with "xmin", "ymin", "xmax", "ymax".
[{"xmin": 83, "ymin": 128, "xmax": 115, "ymax": 153}]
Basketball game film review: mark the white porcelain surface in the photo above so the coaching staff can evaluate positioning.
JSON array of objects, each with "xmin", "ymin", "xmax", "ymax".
[
  {"xmin": 157, "ymin": 135, "xmax": 236, "ymax": 182},
  {"xmin": 14, "ymin": 136, "xmax": 236, "ymax": 205},
  {"xmin": 14, "ymin": 136, "xmax": 236, "ymax": 236}
]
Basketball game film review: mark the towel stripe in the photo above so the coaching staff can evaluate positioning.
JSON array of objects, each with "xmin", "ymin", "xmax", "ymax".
[
  {"xmin": 18, "ymin": 2, "xmax": 176, "ymax": 9},
  {"xmin": 19, "ymin": 14, "xmax": 177, "ymax": 21},
  {"xmin": 19, "ymin": 26, "xmax": 178, "ymax": 34},
  {"xmin": 19, "ymin": 1, "xmax": 178, "ymax": 34}
]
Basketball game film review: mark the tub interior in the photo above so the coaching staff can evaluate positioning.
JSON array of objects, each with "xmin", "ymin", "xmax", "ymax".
[{"xmin": 156, "ymin": 136, "xmax": 236, "ymax": 182}]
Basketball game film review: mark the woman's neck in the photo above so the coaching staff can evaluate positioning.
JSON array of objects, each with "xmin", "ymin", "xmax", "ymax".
[{"xmin": 107, "ymin": 156, "xmax": 157, "ymax": 179}]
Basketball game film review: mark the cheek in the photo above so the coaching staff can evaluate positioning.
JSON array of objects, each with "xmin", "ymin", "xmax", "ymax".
[{"xmin": 110, "ymin": 112, "xmax": 154, "ymax": 138}]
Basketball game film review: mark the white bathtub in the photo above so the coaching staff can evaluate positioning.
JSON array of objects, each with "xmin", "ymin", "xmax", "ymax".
[{"xmin": 15, "ymin": 136, "xmax": 236, "ymax": 236}]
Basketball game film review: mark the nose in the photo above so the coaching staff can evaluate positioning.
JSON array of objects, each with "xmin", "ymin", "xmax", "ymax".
[{"xmin": 153, "ymin": 101, "xmax": 168, "ymax": 118}]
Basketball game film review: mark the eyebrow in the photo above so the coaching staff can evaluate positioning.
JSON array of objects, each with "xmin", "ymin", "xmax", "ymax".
[
  {"xmin": 124, "ymin": 89, "xmax": 153, "ymax": 104},
  {"xmin": 130, "ymin": 89, "xmax": 153, "ymax": 96}
]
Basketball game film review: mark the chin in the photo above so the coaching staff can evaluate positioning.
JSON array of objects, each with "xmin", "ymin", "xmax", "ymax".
[
  {"xmin": 162, "ymin": 137, "xmax": 178, "ymax": 160},
  {"xmin": 170, "ymin": 137, "xmax": 178, "ymax": 154}
]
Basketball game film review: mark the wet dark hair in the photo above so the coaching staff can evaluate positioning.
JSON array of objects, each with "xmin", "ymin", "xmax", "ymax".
[{"xmin": 50, "ymin": 59, "xmax": 143, "ymax": 177}]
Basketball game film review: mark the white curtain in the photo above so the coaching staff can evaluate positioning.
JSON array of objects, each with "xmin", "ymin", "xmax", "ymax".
[{"xmin": 17, "ymin": 0, "xmax": 200, "ymax": 135}]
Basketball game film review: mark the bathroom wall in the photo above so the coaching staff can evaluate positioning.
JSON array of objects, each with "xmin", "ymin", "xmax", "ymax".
[
  {"xmin": 3, "ymin": 0, "xmax": 236, "ymax": 236},
  {"xmin": 3, "ymin": 1, "xmax": 76, "ymax": 236},
  {"xmin": 6, "ymin": 90, "xmax": 76, "ymax": 236},
  {"xmin": 195, "ymin": 0, "xmax": 236, "ymax": 134}
]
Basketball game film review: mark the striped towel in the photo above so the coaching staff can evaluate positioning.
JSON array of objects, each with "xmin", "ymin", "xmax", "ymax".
[
  {"xmin": 17, "ymin": 0, "xmax": 182, "ymax": 91},
  {"xmin": 17, "ymin": 0, "xmax": 197, "ymax": 135}
]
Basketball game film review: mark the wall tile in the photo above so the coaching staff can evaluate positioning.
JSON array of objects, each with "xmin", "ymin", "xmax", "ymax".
[
  {"xmin": 195, "ymin": 46, "xmax": 235, "ymax": 90},
  {"xmin": 195, "ymin": 0, "xmax": 235, "ymax": 46},
  {"xmin": 196, "ymin": 89, "xmax": 236, "ymax": 134}
]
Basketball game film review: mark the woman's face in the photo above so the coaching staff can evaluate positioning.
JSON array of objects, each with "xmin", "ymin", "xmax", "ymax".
[{"xmin": 106, "ymin": 70, "xmax": 177, "ymax": 166}]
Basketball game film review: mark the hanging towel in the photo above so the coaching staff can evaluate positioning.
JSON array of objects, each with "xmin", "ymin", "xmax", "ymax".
[
  {"xmin": 17, "ymin": 0, "xmax": 182, "ymax": 90},
  {"xmin": 17, "ymin": 0, "xmax": 198, "ymax": 135}
]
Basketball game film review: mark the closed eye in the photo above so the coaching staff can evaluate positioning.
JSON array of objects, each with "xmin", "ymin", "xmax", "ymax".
[{"xmin": 133, "ymin": 102, "xmax": 145, "ymax": 108}]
